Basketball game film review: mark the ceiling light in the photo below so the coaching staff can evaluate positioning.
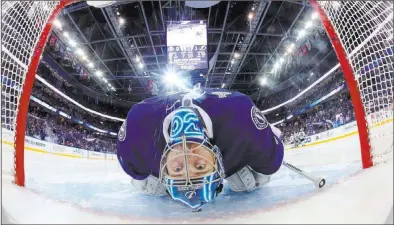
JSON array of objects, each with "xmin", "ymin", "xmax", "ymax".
[
  {"xmin": 297, "ymin": 29, "xmax": 306, "ymax": 39},
  {"xmin": 248, "ymin": 13, "xmax": 254, "ymax": 20},
  {"xmin": 271, "ymin": 62, "xmax": 280, "ymax": 73},
  {"xmin": 310, "ymin": 72, "xmax": 314, "ymax": 76},
  {"xmin": 260, "ymin": 77, "xmax": 267, "ymax": 85},
  {"xmin": 112, "ymin": 87, "xmax": 116, "ymax": 91},
  {"xmin": 135, "ymin": 56, "xmax": 140, "ymax": 62},
  {"xmin": 221, "ymin": 83, "xmax": 225, "ymax": 88},
  {"xmin": 116, "ymin": 11, "xmax": 120, "ymax": 16},
  {"xmin": 305, "ymin": 21, "xmax": 313, "ymax": 29},
  {"xmin": 108, "ymin": 83, "xmax": 112, "ymax": 87},
  {"xmin": 138, "ymin": 63, "xmax": 144, "ymax": 69},
  {"xmin": 103, "ymin": 78, "xmax": 108, "ymax": 83},
  {"xmin": 311, "ymin": 11, "xmax": 319, "ymax": 20},
  {"xmin": 287, "ymin": 43, "xmax": 295, "ymax": 53},
  {"xmin": 279, "ymin": 57, "xmax": 285, "ymax": 64},
  {"xmin": 164, "ymin": 71, "xmax": 186, "ymax": 89},
  {"xmin": 53, "ymin": 19, "xmax": 62, "ymax": 29},
  {"xmin": 95, "ymin": 71, "xmax": 102, "ymax": 77},
  {"xmin": 63, "ymin": 31, "xmax": 69, "ymax": 38},
  {"xmin": 76, "ymin": 48, "xmax": 84, "ymax": 56},
  {"xmin": 68, "ymin": 39, "xmax": 77, "ymax": 47},
  {"xmin": 251, "ymin": 7, "xmax": 255, "ymax": 11},
  {"xmin": 88, "ymin": 62, "xmax": 94, "ymax": 68},
  {"xmin": 231, "ymin": 59, "xmax": 235, "ymax": 64},
  {"xmin": 164, "ymin": 71, "xmax": 177, "ymax": 84},
  {"xmin": 234, "ymin": 52, "xmax": 240, "ymax": 59},
  {"xmin": 119, "ymin": 17, "xmax": 125, "ymax": 25}
]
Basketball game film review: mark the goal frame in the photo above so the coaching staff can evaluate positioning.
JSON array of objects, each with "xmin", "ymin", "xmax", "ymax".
[
  {"xmin": 12, "ymin": 1, "xmax": 74, "ymax": 187},
  {"xmin": 310, "ymin": 0, "xmax": 373, "ymax": 168},
  {"xmin": 7, "ymin": 0, "xmax": 387, "ymax": 188}
]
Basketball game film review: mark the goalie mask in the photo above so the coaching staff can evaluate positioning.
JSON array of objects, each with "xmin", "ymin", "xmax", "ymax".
[{"xmin": 160, "ymin": 98, "xmax": 225, "ymax": 210}]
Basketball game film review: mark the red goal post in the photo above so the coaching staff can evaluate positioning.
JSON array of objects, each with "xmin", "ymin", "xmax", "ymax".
[
  {"xmin": 1, "ymin": 1, "xmax": 74, "ymax": 187},
  {"xmin": 310, "ymin": 0, "xmax": 393, "ymax": 168}
]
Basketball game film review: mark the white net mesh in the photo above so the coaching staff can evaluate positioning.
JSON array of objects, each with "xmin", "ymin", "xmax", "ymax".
[
  {"xmin": 318, "ymin": 1, "xmax": 393, "ymax": 165},
  {"xmin": 1, "ymin": 1, "xmax": 60, "ymax": 182}
]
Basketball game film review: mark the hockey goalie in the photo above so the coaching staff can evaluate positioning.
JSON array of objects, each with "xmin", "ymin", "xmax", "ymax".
[{"xmin": 116, "ymin": 86, "xmax": 284, "ymax": 210}]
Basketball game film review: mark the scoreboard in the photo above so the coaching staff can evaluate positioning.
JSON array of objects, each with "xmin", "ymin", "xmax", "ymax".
[{"xmin": 166, "ymin": 20, "xmax": 208, "ymax": 71}]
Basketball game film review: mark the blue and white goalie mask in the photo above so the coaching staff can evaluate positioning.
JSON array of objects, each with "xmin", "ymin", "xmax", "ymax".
[{"xmin": 160, "ymin": 98, "xmax": 225, "ymax": 210}]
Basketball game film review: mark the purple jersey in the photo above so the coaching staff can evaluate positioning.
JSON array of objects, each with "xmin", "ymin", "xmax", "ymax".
[{"xmin": 117, "ymin": 88, "xmax": 284, "ymax": 180}]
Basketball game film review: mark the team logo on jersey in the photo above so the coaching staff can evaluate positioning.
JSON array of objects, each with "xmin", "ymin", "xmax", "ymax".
[
  {"xmin": 211, "ymin": 91, "xmax": 231, "ymax": 98},
  {"xmin": 118, "ymin": 120, "xmax": 127, "ymax": 141},
  {"xmin": 251, "ymin": 106, "xmax": 269, "ymax": 130}
]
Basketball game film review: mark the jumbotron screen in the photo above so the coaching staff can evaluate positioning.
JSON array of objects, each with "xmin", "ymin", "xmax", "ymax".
[{"xmin": 166, "ymin": 20, "xmax": 208, "ymax": 70}]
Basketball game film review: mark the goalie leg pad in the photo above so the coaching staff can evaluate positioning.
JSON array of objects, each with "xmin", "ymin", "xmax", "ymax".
[
  {"xmin": 250, "ymin": 168, "xmax": 271, "ymax": 187},
  {"xmin": 226, "ymin": 166, "xmax": 271, "ymax": 192},
  {"xmin": 226, "ymin": 166, "xmax": 258, "ymax": 192}
]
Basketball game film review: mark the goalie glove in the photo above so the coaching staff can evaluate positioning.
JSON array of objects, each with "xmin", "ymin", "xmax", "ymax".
[{"xmin": 130, "ymin": 175, "xmax": 167, "ymax": 196}]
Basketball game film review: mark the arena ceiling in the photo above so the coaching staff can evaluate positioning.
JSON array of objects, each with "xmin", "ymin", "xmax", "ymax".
[{"xmin": 49, "ymin": 0, "xmax": 338, "ymax": 108}]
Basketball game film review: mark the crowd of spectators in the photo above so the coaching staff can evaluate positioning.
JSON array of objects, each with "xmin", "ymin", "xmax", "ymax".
[
  {"xmin": 1, "ymin": 50, "xmax": 130, "ymax": 154},
  {"xmin": 278, "ymin": 92, "xmax": 356, "ymax": 145},
  {"xmin": 29, "ymin": 80, "xmax": 355, "ymax": 151},
  {"xmin": 5, "ymin": 48, "xmax": 390, "ymax": 153},
  {"xmin": 289, "ymin": 78, "xmax": 345, "ymax": 116},
  {"xmin": 262, "ymin": 71, "xmax": 345, "ymax": 115},
  {"xmin": 27, "ymin": 101, "xmax": 117, "ymax": 153},
  {"xmin": 36, "ymin": 62, "xmax": 130, "ymax": 119},
  {"xmin": 32, "ymin": 84, "xmax": 122, "ymax": 133}
]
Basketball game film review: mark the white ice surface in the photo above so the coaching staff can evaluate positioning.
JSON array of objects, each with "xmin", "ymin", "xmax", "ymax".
[{"xmin": 1, "ymin": 129, "xmax": 393, "ymax": 224}]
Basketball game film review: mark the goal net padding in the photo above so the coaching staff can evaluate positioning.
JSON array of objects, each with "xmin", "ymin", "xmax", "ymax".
[
  {"xmin": 1, "ymin": 1, "xmax": 72, "ymax": 187},
  {"xmin": 311, "ymin": 0, "xmax": 393, "ymax": 168}
]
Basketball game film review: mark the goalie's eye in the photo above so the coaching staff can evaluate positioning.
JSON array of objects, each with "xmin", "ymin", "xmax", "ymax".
[
  {"xmin": 172, "ymin": 162, "xmax": 184, "ymax": 173},
  {"xmin": 196, "ymin": 164, "xmax": 206, "ymax": 170},
  {"xmin": 195, "ymin": 159, "xmax": 206, "ymax": 170}
]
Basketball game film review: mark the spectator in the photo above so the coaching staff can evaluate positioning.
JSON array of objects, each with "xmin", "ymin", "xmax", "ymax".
[
  {"xmin": 276, "ymin": 92, "xmax": 357, "ymax": 145},
  {"xmin": 24, "ymin": 101, "xmax": 117, "ymax": 153}
]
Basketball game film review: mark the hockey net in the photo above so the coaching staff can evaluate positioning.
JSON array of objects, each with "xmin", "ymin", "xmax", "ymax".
[
  {"xmin": 1, "ymin": 1, "xmax": 69, "ymax": 186},
  {"xmin": 0, "ymin": 1, "xmax": 392, "ymax": 188},
  {"xmin": 312, "ymin": 1, "xmax": 393, "ymax": 167}
]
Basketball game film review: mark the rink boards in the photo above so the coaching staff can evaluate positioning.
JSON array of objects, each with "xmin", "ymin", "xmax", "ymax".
[
  {"xmin": 1, "ymin": 129, "xmax": 116, "ymax": 160},
  {"xmin": 284, "ymin": 116, "xmax": 393, "ymax": 150},
  {"xmin": 1, "ymin": 116, "xmax": 392, "ymax": 160}
]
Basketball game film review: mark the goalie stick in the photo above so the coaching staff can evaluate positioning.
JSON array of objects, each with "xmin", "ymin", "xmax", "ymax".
[{"xmin": 282, "ymin": 161, "xmax": 326, "ymax": 188}]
